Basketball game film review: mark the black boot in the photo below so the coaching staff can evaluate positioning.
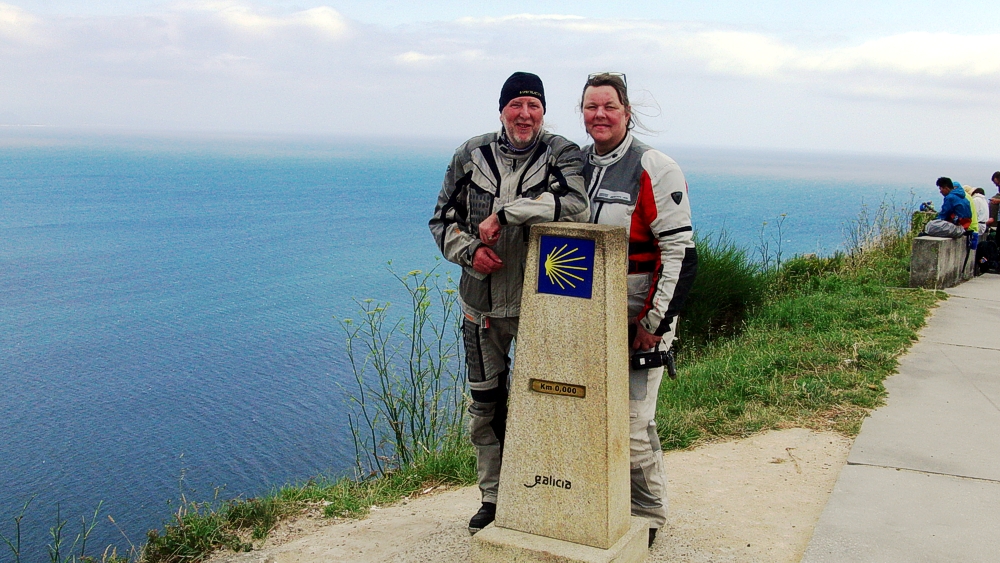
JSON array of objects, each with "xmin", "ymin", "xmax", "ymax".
[
  {"xmin": 468, "ymin": 502, "xmax": 496, "ymax": 535},
  {"xmin": 648, "ymin": 527, "xmax": 658, "ymax": 548}
]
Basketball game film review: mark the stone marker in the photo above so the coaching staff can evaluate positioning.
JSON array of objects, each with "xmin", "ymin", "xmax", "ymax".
[{"xmin": 471, "ymin": 222, "xmax": 648, "ymax": 563}]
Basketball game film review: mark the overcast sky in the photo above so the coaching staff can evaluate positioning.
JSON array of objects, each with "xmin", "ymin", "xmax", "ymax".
[{"xmin": 2, "ymin": 1, "xmax": 998, "ymax": 159}]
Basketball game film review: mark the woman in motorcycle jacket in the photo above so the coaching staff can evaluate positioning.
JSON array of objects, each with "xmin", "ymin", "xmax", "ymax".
[{"xmin": 580, "ymin": 73, "xmax": 698, "ymax": 547}]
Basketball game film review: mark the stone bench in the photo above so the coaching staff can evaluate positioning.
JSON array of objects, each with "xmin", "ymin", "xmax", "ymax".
[{"xmin": 909, "ymin": 235, "xmax": 975, "ymax": 289}]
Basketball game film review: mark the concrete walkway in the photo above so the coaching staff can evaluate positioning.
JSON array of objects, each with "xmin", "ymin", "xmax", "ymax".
[{"xmin": 802, "ymin": 275, "xmax": 1000, "ymax": 562}]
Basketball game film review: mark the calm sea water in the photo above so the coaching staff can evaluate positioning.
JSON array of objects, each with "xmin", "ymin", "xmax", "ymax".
[{"xmin": 1, "ymin": 132, "xmax": 994, "ymax": 556}]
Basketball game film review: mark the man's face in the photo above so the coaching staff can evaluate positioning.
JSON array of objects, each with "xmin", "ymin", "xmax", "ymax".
[
  {"xmin": 939, "ymin": 185, "xmax": 950, "ymax": 197},
  {"xmin": 500, "ymin": 96, "xmax": 544, "ymax": 149},
  {"xmin": 993, "ymin": 177, "xmax": 1000, "ymax": 190}
]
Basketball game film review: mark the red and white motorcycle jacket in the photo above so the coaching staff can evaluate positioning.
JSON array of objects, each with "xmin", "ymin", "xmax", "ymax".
[{"xmin": 583, "ymin": 133, "xmax": 698, "ymax": 346}]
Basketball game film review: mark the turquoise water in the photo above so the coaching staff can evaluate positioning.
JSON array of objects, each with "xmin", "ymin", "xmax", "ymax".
[{"xmin": 0, "ymin": 132, "xmax": 990, "ymax": 556}]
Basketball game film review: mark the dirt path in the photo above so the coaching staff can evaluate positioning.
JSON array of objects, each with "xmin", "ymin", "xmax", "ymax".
[{"xmin": 210, "ymin": 428, "xmax": 850, "ymax": 563}]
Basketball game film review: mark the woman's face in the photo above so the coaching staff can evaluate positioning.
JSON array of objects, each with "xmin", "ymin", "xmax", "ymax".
[{"xmin": 582, "ymin": 85, "xmax": 630, "ymax": 154}]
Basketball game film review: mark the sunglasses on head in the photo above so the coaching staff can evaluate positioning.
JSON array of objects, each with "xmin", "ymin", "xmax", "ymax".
[{"xmin": 587, "ymin": 72, "xmax": 627, "ymax": 86}]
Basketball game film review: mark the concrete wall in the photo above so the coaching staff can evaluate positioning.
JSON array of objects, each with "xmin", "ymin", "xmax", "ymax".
[{"xmin": 909, "ymin": 235, "xmax": 975, "ymax": 289}]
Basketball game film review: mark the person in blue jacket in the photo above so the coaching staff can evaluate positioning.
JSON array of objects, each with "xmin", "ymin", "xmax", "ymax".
[{"xmin": 924, "ymin": 177, "xmax": 971, "ymax": 238}]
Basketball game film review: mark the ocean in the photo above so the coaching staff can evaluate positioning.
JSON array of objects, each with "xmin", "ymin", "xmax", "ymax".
[{"xmin": 0, "ymin": 131, "xmax": 994, "ymax": 557}]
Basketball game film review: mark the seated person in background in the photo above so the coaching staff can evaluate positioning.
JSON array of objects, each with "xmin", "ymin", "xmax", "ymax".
[
  {"xmin": 954, "ymin": 181, "xmax": 979, "ymax": 232},
  {"xmin": 972, "ymin": 187, "xmax": 994, "ymax": 274},
  {"xmin": 971, "ymin": 187, "xmax": 990, "ymax": 234},
  {"xmin": 924, "ymin": 177, "xmax": 971, "ymax": 239}
]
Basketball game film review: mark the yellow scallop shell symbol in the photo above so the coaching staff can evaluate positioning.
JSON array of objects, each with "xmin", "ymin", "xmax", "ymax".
[{"xmin": 544, "ymin": 244, "xmax": 588, "ymax": 289}]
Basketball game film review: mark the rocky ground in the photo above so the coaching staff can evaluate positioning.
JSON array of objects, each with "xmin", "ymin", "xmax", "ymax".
[{"xmin": 209, "ymin": 428, "xmax": 851, "ymax": 563}]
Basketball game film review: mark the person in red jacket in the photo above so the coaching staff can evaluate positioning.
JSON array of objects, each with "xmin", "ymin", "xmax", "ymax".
[{"xmin": 580, "ymin": 72, "xmax": 698, "ymax": 548}]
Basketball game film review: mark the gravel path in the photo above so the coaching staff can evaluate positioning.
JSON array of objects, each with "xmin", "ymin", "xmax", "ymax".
[{"xmin": 209, "ymin": 428, "xmax": 850, "ymax": 563}]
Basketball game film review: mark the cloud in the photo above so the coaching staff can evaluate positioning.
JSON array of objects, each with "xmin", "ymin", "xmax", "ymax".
[
  {"xmin": 393, "ymin": 49, "xmax": 487, "ymax": 68},
  {"xmin": 1, "ymin": 5, "xmax": 998, "ymax": 158},
  {"xmin": 833, "ymin": 32, "xmax": 1000, "ymax": 77},
  {"xmin": 447, "ymin": 16, "xmax": 1000, "ymax": 85},
  {"xmin": 0, "ymin": 2, "xmax": 35, "ymax": 27},
  {"xmin": 455, "ymin": 13, "xmax": 585, "ymax": 24},
  {"xmin": 394, "ymin": 51, "xmax": 442, "ymax": 65},
  {"xmin": 415, "ymin": 17, "xmax": 1000, "ymax": 103},
  {"xmin": 190, "ymin": 2, "xmax": 350, "ymax": 39},
  {"xmin": 7, "ymin": 6, "xmax": 997, "ymax": 97},
  {"xmin": 667, "ymin": 29, "xmax": 1000, "ymax": 81},
  {"xmin": 679, "ymin": 31, "xmax": 798, "ymax": 77},
  {"xmin": 0, "ymin": 2, "xmax": 41, "ymax": 42}
]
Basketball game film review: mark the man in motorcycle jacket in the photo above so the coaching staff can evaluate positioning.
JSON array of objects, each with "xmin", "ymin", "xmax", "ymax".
[{"xmin": 429, "ymin": 71, "xmax": 590, "ymax": 534}]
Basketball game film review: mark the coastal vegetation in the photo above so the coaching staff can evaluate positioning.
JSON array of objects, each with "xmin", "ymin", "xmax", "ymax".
[{"xmin": 2, "ymin": 199, "xmax": 942, "ymax": 563}]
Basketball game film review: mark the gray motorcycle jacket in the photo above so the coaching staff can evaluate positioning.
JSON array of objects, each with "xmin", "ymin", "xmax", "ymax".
[{"xmin": 430, "ymin": 130, "xmax": 590, "ymax": 319}]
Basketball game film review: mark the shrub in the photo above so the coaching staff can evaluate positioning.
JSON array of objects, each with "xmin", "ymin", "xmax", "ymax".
[
  {"xmin": 340, "ymin": 263, "xmax": 467, "ymax": 477},
  {"xmin": 774, "ymin": 253, "xmax": 845, "ymax": 293},
  {"xmin": 143, "ymin": 499, "xmax": 250, "ymax": 563},
  {"xmin": 679, "ymin": 232, "xmax": 769, "ymax": 349}
]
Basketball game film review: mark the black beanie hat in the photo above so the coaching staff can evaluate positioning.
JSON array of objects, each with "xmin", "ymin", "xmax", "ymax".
[{"xmin": 498, "ymin": 72, "xmax": 546, "ymax": 113}]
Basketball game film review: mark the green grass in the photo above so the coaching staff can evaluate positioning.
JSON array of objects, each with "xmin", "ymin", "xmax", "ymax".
[
  {"xmin": 279, "ymin": 443, "xmax": 475, "ymax": 519},
  {"xmin": 659, "ymin": 276, "xmax": 941, "ymax": 448},
  {"xmin": 140, "ymin": 445, "xmax": 475, "ymax": 563}
]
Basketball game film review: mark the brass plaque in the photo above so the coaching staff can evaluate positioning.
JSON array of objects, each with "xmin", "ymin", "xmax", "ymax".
[{"xmin": 529, "ymin": 378, "xmax": 586, "ymax": 399}]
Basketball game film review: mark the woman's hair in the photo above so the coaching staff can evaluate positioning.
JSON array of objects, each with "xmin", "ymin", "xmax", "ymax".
[{"xmin": 580, "ymin": 73, "xmax": 634, "ymax": 130}]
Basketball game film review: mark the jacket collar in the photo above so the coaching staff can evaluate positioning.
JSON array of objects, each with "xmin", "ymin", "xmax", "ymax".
[
  {"xmin": 498, "ymin": 129, "xmax": 540, "ymax": 159},
  {"xmin": 588, "ymin": 132, "xmax": 632, "ymax": 167}
]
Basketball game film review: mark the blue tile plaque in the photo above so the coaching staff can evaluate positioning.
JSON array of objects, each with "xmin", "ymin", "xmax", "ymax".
[{"xmin": 537, "ymin": 235, "xmax": 595, "ymax": 299}]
